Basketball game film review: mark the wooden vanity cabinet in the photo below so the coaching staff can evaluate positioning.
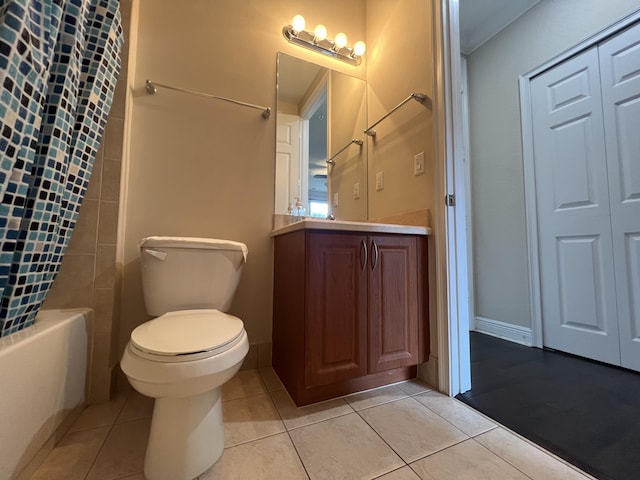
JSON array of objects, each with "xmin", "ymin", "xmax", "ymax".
[{"xmin": 273, "ymin": 229, "xmax": 429, "ymax": 406}]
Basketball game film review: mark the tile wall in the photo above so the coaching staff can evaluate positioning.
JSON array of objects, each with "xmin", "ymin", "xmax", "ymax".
[{"xmin": 43, "ymin": 0, "xmax": 131, "ymax": 403}]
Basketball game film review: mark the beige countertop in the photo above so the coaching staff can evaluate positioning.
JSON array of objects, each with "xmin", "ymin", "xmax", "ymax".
[{"xmin": 271, "ymin": 218, "xmax": 431, "ymax": 236}]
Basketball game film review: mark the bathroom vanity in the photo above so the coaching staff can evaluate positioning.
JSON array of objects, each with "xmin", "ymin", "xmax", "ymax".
[{"xmin": 271, "ymin": 219, "xmax": 431, "ymax": 406}]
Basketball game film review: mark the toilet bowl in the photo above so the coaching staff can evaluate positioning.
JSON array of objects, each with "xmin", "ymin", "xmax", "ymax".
[
  {"xmin": 122, "ymin": 309, "xmax": 249, "ymax": 480},
  {"xmin": 120, "ymin": 237, "xmax": 249, "ymax": 480}
]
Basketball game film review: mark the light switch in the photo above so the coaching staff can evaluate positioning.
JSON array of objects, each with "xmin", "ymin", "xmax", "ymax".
[
  {"xmin": 333, "ymin": 192, "xmax": 339, "ymax": 207},
  {"xmin": 414, "ymin": 152, "xmax": 425, "ymax": 176},
  {"xmin": 353, "ymin": 182, "xmax": 360, "ymax": 199},
  {"xmin": 376, "ymin": 171, "xmax": 384, "ymax": 191}
]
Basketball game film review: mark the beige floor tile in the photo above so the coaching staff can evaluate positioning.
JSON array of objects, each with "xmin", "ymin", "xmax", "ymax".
[
  {"xmin": 270, "ymin": 388, "xmax": 354, "ymax": 430},
  {"xmin": 222, "ymin": 393, "xmax": 285, "ymax": 447},
  {"xmin": 31, "ymin": 427, "xmax": 110, "ymax": 480},
  {"xmin": 289, "ymin": 412, "xmax": 404, "ymax": 480},
  {"xmin": 475, "ymin": 428, "xmax": 591, "ymax": 480},
  {"xmin": 375, "ymin": 466, "xmax": 422, "ymax": 479},
  {"xmin": 395, "ymin": 379, "xmax": 433, "ymax": 396},
  {"xmin": 259, "ymin": 366, "xmax": 285, "ymax": 392},
  {"xmin": 116, "ymin": 390, "xmax": 155, "ymax": 424},
  {"xmin": 410, "ymin": 439, "xmax": 530, "ymax": 480},
  {"xmin": 201, "ymin": 433, "xmax": 308, "ymax": 480},
  {"xmin": 222, "ymin": 369, "xmax": 266, "ymax": 401},
  {"xmin": 344, "ymin": 384, "xmax": 409, "ymax": 411},
  {"xmin": 359, "ymin": 397, "xmax": 468, "ymax": 463},
  {"xmin": 414, "ymin": 391, "xmax": 497, "ymax": 437},
  {"xmin": 116, "ymin": 474, "xmax": 146, "ymax": 480},
  {"xmin": 85, "ymin": 418, "xmax": 150, "ymax": 480},
  {"xmin": 68, "ymin": 391, "xmax": 127, "ymax": 432}
]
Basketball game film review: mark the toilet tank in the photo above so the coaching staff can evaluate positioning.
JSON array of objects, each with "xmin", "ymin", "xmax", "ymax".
[{"xmin": 139, "ymin": 236, "xmax": 248, "ymax": 316}]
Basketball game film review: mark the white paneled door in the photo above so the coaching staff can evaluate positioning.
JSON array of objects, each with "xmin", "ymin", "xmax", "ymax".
[
  {"xmin": 599, "ymin": 24, "xmax": 640, "ymax": 372},
  {"xmin": 530, "ymin": 22, "xmax": 640, "ymax": 371},
  {"xmin": 275, "ymin": 113, "xmax": 301, "ymax": 214}
]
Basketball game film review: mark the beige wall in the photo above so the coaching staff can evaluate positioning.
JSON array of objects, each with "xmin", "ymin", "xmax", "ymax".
[
  {"xmin": 118, "ymin": 0, "xmax": 368, "ymax": 359},
  {"xmin": 328, "ymin": 70, "xmax": 368, "ymax": 221},
  {"xmin": 44, "ymin": 0, "xmax": 131, "ymax": 403},
  {"xmin": 468, "ymin": 0, "xmax": 640, "ymax": 328},
  {"xmin": 366, "ymin": 0, "xmax": 435, "ymax": 223},
  {"xmin": 44, "ymin": 0, "xmax": 441, "ymax": 399}
]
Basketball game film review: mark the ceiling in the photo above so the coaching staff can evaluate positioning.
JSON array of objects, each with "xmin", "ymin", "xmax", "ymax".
[{"xmin": 459, "ymin": 0, "xmax": 541, "ymax": 55}]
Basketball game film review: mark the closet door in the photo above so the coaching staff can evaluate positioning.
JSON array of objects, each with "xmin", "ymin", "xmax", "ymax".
[
  {"xmin": 599, "ymin": 23, "xmax": 640, "ymax": 371},
  {"xmin": 531, "ymin": 47, "xmax": 621, "ymax": 365}
]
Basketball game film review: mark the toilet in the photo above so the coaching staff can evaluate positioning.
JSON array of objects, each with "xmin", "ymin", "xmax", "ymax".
[{"xmin": 120, "ymin": 236, "xmax": 249, "ymax": 480}]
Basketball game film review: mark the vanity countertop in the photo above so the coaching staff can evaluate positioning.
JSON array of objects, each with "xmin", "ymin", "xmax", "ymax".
[{"xmin": 271, "ymin": 218, "xmax": 431, "ymax": 236}]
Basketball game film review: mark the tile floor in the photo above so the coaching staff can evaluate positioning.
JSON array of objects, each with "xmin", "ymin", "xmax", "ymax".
[{"xmin": 28, "ymin": 368, "xmax": 595, "ymax": 480}]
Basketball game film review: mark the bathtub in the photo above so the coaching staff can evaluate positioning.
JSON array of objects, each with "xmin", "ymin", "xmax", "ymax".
[{"xmin": 0, "ymin": 309, "xmax": 92, "ymax": 480}]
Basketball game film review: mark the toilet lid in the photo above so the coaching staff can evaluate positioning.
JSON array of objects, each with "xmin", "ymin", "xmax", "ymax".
[{"xmin": 131, "ymin": 309, "xmax": 244, "ymax": 357}]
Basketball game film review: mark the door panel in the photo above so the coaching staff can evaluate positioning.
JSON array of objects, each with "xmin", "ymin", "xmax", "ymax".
[
  {"xmin": 368, "ymin": 235, "xmax": 419, "ymax": 373},
  {"xmin": 531, "ymin": 47, "xmax": 621, "ymax": 365},
  {"xmin": 549, "ymin": 114, "xmax": 600, "ymax": 210},
  {"xmin": 306, "ymin": 232, "xmax": 368, "ymax": 387},
  {"xmin": 599, "ymin": 22, "xmax": 640, "ymax": 371},
  {"xmin": 555, "ymin": 236, "xmax": 608, "ymax": 333}
]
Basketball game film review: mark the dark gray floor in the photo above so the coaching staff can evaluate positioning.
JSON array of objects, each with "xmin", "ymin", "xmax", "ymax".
[{"xmin": 456, "ymin": 332, "xmax": 640, "ymax": 480}]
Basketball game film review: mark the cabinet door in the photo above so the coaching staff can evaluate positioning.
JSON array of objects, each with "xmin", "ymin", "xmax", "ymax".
[
  {"xmin": 368, "ymin": 234, "xmax": 419, "ymax": 373},
  {"xmin": 306, "ymin": 232, "xmax": 368, "ymax": 387}
]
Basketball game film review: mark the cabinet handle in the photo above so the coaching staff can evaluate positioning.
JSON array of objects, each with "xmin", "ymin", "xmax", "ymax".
[
  {"xmin": 360, "ymin": 240, "xmax": 367, "ymax": 270},
  {"xmin": 371, "ymin": 241, "xmax": 379, "ymax": 270}
]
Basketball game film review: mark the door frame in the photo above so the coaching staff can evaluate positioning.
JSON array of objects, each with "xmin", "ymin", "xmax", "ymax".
[
  {"xmin": 300, "ymin": 73, "xmax": 328, "ymax": 214},
  {"xmin": 434, "ymin": 0, "xmax": 472, "ymax": 395},
  {"xmin": 519, "ymin": 9, "xmax": 640, "ymax": 349}
]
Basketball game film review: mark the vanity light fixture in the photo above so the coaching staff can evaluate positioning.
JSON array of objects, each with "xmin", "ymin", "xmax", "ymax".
[{"xmin": 282, "ymin": 15, "xmax": 366, "ymax": 66}]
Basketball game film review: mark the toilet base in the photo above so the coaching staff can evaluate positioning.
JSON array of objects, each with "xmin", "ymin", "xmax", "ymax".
[{"xmin": 143, "ymin": 387, "xmax": 224, "ymax": 480}]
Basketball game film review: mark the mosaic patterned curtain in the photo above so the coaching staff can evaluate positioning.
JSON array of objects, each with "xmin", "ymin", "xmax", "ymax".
[{"xmin": 0, "ymin": 0, "xmax": 123, "ymax": 336}]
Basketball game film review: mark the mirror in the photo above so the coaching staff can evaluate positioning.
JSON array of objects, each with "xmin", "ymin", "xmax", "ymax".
[{"xmin": 275, "ymin": 53, "xmax": 367, "ymax": 221}]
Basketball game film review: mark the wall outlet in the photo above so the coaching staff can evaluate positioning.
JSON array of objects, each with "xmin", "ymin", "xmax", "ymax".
[
  {"xmin": 353, "ymin": 182, "xmax": 360, "ymax": 199},
  {"xmin": 333, "ymin": 192, "xmax": 339, "ymax": 207},
  {"xmin": 414, "ymin": 151, "xmax": 425, "ymax": 176},
  {"xmin": 375, "ymin": 171, "xmax": 384, "ymax": 191}
]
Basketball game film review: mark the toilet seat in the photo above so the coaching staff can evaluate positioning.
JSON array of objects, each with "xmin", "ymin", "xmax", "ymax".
[{"xmin": 130, "ymin": 309, "xmax": 245, "ymax": 363}]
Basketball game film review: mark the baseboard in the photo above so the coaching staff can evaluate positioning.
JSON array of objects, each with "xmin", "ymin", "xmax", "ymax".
[{"xmin": 474, "ymin": 316, "xmax": 533, "ymax": 346}]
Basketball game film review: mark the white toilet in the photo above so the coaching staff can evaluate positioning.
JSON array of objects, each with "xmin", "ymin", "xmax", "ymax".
[{"xmin": 120, "ymin": 236, "xmax": 249, "ymax": 480}]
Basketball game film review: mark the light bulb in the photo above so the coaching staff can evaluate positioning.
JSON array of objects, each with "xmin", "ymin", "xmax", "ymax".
[
  {"xmin": 291, "ymin": 14, "xmax": 306, "ymax": 33},
  {"xmin": 334, "ymin": 32, "xmax": 348, "ymax": 49},
  {"xmin": 314, "ymin": 24, "xmax": 327, "ymax": 41},
  {"xmin": 353, "ymin": 41, "xmax": 366, "ymax": 56}
]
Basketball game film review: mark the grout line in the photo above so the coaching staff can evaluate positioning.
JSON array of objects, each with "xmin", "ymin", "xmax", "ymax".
[
  {"xmin": 410, "ymin": 394, "xmax": 486, "ymax": 437},
  {"xmin": 344, "ymin": 390, "xmax": 411, "ymax": 412},
  {"xmin": 262, "ymin": 384, "xmax": 311, "ymax": 480},
  {"xmin": 221, "ymin": 390, "xmax": 270, "ymax": 403},
  {"xmin": 283, "ymin": 409, "xmax": 355, "ymax": 432},
  {"xmin": 82, "ymin": 391, "xmax": 131, "ymax": 480},
  {"xmin": 468, "ymin": 437, "xmax": 537, "ymax": 480},
  {"xmin": 474, "ymin": 425, "xmax": 597, "ymax": 479},
  {"xmin": 355, "ymin": 395, "xmax": 474, "ymax": 467},
  {"xmin": 407, "ymin": 462, "xmax": 422, "ymax": 479},
  {"xmin": 423, "ymin": 396, "xmax": 592, "ymax": 477},
  {"xmin": 284, "ymin": 430, "xmax": 312, "ymax": 480},
  {"xmin": 352, "ymin": 401, "xmax": 410, "ymax": 468},
  {"xmin": 371, "ymin": 465, "xmax": 413, "ymax": 480}
]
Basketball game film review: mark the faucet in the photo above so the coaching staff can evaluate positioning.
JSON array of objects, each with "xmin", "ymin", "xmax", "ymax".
[{"xmin": 326, "ymin": 214, "xmax": 335, "ymax": 221}]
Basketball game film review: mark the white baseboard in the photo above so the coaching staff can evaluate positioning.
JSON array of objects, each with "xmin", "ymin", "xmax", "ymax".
[{"xmin": 473, "ymin": 316, "xmax": 533, "ymax": 346}]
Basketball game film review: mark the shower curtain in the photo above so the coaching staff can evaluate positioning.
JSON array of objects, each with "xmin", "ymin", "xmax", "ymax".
[{"xmin": 0, "ymin": 0, "xmax": 123, "ymax": 336}]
